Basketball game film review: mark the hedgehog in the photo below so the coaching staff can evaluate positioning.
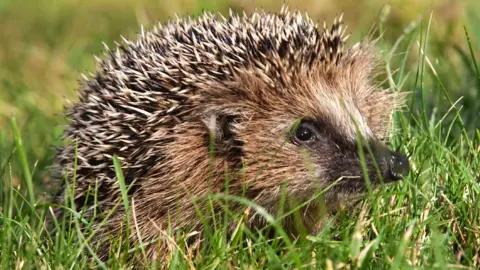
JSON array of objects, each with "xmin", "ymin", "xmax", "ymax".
[{"xmin": 52, "ymin": 5, "xmax": 410, "ymax": 266}]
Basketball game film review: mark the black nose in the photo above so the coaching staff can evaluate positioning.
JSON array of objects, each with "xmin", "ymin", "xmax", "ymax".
[{"xmin": 388, "ymin": 151, "xmax": 410, "ymax": 180}]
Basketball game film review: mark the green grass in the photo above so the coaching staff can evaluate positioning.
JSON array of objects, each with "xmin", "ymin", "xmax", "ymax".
[{"xmin": 1, "ymin": 0, "xmax": 480, "ymax": 269}]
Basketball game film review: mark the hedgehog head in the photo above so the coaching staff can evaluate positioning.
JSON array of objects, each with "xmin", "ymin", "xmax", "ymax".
[{"xmin": 197, "ymin": 61, "xmax": 409, "ymax": 208}]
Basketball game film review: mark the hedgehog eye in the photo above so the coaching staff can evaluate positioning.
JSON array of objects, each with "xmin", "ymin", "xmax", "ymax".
[{"xmin": 292, "ymin": 122, "xmax": 317, "ymax": 144}]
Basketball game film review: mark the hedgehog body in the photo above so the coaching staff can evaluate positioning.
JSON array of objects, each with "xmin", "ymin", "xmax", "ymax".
[{"xmin": 53, "ymin": 6, "xmax": 409, "ymax": 265}]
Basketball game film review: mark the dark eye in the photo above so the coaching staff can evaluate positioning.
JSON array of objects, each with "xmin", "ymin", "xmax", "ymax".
[{"xmin": 292, "ymin": 122, "xmax": 317, "ymax": 144}]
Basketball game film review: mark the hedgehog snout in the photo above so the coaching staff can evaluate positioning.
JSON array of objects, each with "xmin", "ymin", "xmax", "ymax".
[
  {"xmin": 387, "ymin": 151, "xmax": 410, "ymax": 181},
  {"xmin": 371, "ymin": 143, "xmax": 410, "ymax": 182}
]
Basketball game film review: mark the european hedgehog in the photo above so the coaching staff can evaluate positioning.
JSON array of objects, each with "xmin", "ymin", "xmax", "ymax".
[{"xmin": 53, "ymin": 5, "xmax": 409, "ymax": 265}]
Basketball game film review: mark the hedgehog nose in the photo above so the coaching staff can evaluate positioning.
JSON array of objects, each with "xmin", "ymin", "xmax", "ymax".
[
  {"xmin": 370, "ymin": 142, "xmax": 410, "ymax": 182},
  {"xmin": 388, "ymin": 151, "xmax": 410, "ymax": 181}
]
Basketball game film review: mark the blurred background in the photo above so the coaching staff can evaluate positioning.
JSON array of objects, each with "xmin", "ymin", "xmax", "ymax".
[{"xmin": 0, "ymin": 0, "xmax": 478, "ymax": 195}]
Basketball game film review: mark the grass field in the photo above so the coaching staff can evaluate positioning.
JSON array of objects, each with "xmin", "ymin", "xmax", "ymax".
[{"xmin": 1, "ymin": 0, "xmax": 480, "ymax": 268}]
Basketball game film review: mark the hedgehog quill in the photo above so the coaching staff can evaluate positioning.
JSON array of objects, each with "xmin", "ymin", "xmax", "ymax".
[{"xmin": 52, "ymin": 5, "xmax": 410, "ymax": 265}]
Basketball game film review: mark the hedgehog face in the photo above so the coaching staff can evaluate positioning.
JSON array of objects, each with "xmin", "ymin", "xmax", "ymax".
[
  {"xmin": 239, "ymin": 112, "xmax": 408, "ymax": 201},
  {"xmin": 284, "ymin": 81, "xmax": 410, "ymax": 195},
  {"xmin": 287, "ymin": 117, "xmax": 410, "ymax": 193},
  {"xmin": 205, "ymin": 65, "xmax": 409, "ymax": 208}
]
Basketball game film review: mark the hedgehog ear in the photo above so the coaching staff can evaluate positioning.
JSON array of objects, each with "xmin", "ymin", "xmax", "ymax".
[
  {"xmin": 202, "ymin": 111, "xmax": 244, "ymax": 159},
  {"xmin": 202, "ymin": 111, "xmax": 237, "ymax": 142}
]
